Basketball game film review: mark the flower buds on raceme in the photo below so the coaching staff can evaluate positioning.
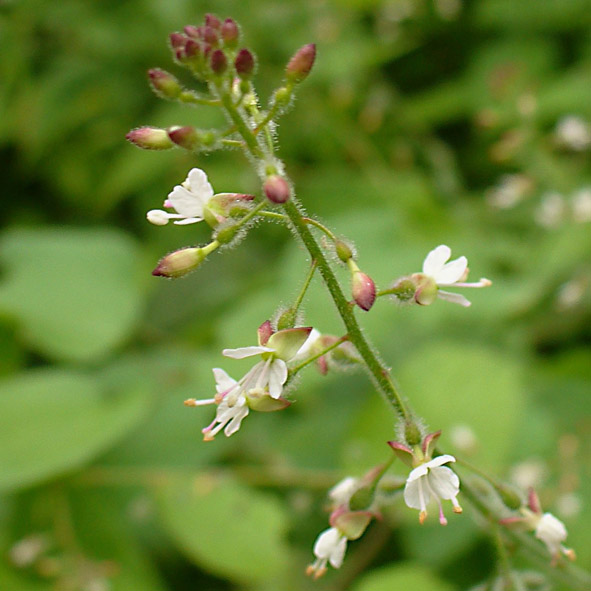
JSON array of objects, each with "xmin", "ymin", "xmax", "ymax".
[
  {"xmin": 152, "ymin": 247, "xmax": 206, "ymax": 278},
  {"xmin": 148, "ymin": 68, "xmax": 182, "ymax": 99},
  {"xmin": 234, "ymin": 48, "xmax": 256, "ymax": 79},
  {"xmin": 126, "ymin": 127, "xmax": 174, "ymax": 151},
  {"xmin": 264, "ymin": 175, "xmax": 291, "ymax": 204},
  {"xmin": 286, "ymin": 43, "xmax": 316, "ymax": 83}
]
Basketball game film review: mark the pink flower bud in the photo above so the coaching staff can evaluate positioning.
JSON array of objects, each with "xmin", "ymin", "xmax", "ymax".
[
  {"xmin": 221, "ymin": 18, "xmax": 239, "ymax": 46},
  {"xmin": 169, "ymin": 32, "xmax": 188, "ymax": 49},
  {"xmin": 148, "ymin": 68, "xmax": 181, "ymax": 99},
  {"xmin": 201, "ymin": 25, "xmax": 219, "ymax": 46},
  {"xmin": 352, "ymin": 271, "xmax": 376, "ymax": 311},
  {"xmin": 286, "ymin": 43, "xmax": 316, "ymax": 83},
  {"xmin": 204, "ymin": 13, "xmax": 222, "ymax": 30},
  {"xmin": 126, "ymin": 127, "xmax": 174, "ymax": 150},
  {"xmin": 152, "ymin": 247, "xmax": 205, "ymax": 278},
  {"xmin": 167, "ymin": 126, "xmax": 200, "ymax": 150},
  {"xmin": 234, "ymin": 48, "xmax": 255, "ymax": 79},
  {"xmin": 210, "ymin": 49, "xmax": 227, "ymax": 75},
  {"xmin": 183, "ymin": 25, "xmax": 201, "ymax": 39},
  {"xmin": 184, "ymin": 39, "xmax": 201, "ymax": 59},
  {"xmin": 264, "ymin": 175, "xmax": 291, "ymax": 204}
]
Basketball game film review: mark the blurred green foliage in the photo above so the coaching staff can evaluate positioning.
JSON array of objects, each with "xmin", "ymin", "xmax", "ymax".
[{"xmin": 0, "ymin": 0, "xmax": 590, "ymax": 589}]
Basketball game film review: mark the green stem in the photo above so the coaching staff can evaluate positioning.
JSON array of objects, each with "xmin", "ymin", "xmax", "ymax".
[
  {"xmin": 219, "ymin": 82, "xmax": 410, "ymax": 421},
  {"xmin": 292, "ymin": 259, "xmax": 318, "ymax": 316}
]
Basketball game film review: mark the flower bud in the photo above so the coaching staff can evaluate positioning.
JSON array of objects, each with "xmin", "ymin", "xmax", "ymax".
[
  {"xmin": 152, "ymin": 247, "xmax": 206, "ymax": 278},
  {"xmin": 335, "ymin": 239, "xmax": 354, "ymax": 263},
  {"xmin": 167, "ymin": 126, "xmax": 200, "ymax": 150},
  {"xmin": 352, "ymin": 270, "xmax": 376, "ymax": 311},
  {"xmin": 184, "ymin": 39, "xmax": 201, "ymax": 60},
  {"xmin": 221, "ymin": 18, "xmax": 239, "ymax": 47},
  {"xmin": 126, "ymin": 127, "xmax": 175, "ymax": 150},
  {"xmin": 201, "ymin": 25, "xmax": 219, "ymax": 46},
  {"xmin": 169, "ymin": 32, "xmax": 188, "ymax": 49},
  {"xmin": 210, "ymin": 49, "xmax": 228, "ymax": 75},
  {"xmin": 148, "ymin": 68, "xmax": 182, "ymax": 99},
  {"xmin": 286, "ymin": 43, "xmax": 316, "ymax": 83},
  {"xmin": 234, "ymin": 48, "xmax": 255, "ymax": 79},
  {"xmin": 183, "ymin": 25, "xmax": 201, "ymax": 39},
  {"xmin": 264, "ymin": 175, "xmax": 291, "ymax": 203},
  {"xmin": 204, "ymin": 13, "xmax": 222, "ymax": 30}
]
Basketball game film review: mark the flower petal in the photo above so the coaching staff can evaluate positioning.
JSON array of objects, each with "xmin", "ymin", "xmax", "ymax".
[
  {"xmin": 267, "ymin": 359, "xmax": 288, "ymax": 398},
  {"xmin": 212, "ymin": 368, "xmax": 237, "ymax": 393},
  {"xmin": 186, "ymin": 168, "xmax": 214, "ymax": 200},
  {"xmin": 267, "ymin": 327, "xmax": 313, "ymax": 361},
  {"xmin": 427, "ymin": 466, "xmax": 460, "ymax": 500},
  {"xmin": 172, "ymin": 216, "xmax": 203, "ymax": 225},
  {"xmin": 222, "ymin": 346, "xmax": 274, "ymax": 359},
  {"xmin": 424, "ymin": 454, "xmax": 456, "ymax": 469},
  {"xmin": 422, "ymin": 245, "xmax": 451, "ymax": 276},
  {"xmin": 437, "ymin": 290, "xmax": 472, "ymax": 307},
  {"xmin": 224, "ymin": 403, "xmax": 249, "ymax": 436},
  {"xmin": 435, "ymin": 256, "xmax": 468, "ymax": 285},
  {"xmin": 404, "ymin": 475, "xmax": 431, "ymax": 509},
  {"xmin": 167, "ymin": 185, "xmax": 205, "ymax": 218}
]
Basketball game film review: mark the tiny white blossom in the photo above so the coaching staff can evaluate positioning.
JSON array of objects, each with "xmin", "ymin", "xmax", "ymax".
[
  {"xmin": 421, "ymin": 245, "xmax": 491, "ymax": 307},
  {"xmin": 147, "ymin": 168, "xmax": 214, "ymax": 225},
  {"xmin": 535, "ymin": 513, "xmax": 575, "ymax": 561},
  {"xmin": 306, "ymin": 528, "xmax": 347, "ymax": 579},
  {"xmin": 555, "ymin": 115, "xmax": 591, "ymax": 151},
  {"xmin": 404, "ymin": 454, "xmax": 462, "ymax": 525},
  {"xmin": 328, "ymin": 477, "xmax": 359, "ymax": 507}
]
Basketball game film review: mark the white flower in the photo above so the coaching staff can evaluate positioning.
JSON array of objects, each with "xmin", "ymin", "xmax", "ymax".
[
  {"xmin": 421, "ymin": 244, "xmax": 491, "ymax": 307},
  {"xmin": 222, "ymin": 325, "xmax": 312, "ymax": 399},
  {"xmin": 555, "ymin": 115, "xmax": 591, "ymax": 151},
  {"xmin": 147, "ymin": 168, "xmax": 214, "ymax": 225},
  {"xmin": 306, "ymin": 528, "xmax": 347, "ymax": 579},
  {"xmin": 530, "ymin": 512, "xmax": 576, "ymax": 561},
  {"xmin": 328, "ymin": 477, "xmax": 359, "ymax": 507},
  {"xmin": 403, "ymin": 454, "xmax": 462, "ymax": 525}
]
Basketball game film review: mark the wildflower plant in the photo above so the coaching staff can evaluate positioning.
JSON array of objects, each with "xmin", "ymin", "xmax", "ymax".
[{"xmin": 126, "ymin": 13, "xmax": 589, "ymax": 590}]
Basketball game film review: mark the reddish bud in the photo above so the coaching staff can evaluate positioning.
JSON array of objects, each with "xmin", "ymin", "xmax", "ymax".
[
  {"xmin": 167, "ymin": 126, "xmax": 200, "ymax": 150},
  {"xmin": 152, "ymin": 247, "xmax": 205, "ymax": 278},
  {"xmin": 352, "ymin": 270, "xmax": 376, "ymax": 311},
  {"xmin": 126, "ymin": 127, "xmax": 174, "ymax": 150},
  {"xmin": 184, "ymin": 39, "xmax": 201, "ymax": 59},
  {"xmin": 234, "ymin": 48, "xmax": 255, "ymax": 79},
  {"xmin": 184, "ymin": 25, "xmax": 201, "ymax": 38},
  {"xmin": 221, "ymin": 18, "xmax": 239, "ymax": 46},
  {"xmin": 286, "ymin": 43, "xmax": 316, "ymax": 83},
  {"xmin": 205, "ymin": 13, "xmax": 221, "ymax": 30},
  {"xmin": 264, "ymin": 175, "xmax": 291, "ymax": 204},
  {"xmin": 169, "ymin": 32, "xmax": 188, "ymax": 49},
  {"xmin": 210, "ymin": 49, "xmax": 227, "ymax": 75},
  {"xmin": 202, "ymin": 25, "xmax": 218, "ymax": 45},
  {"xmin": 148, "ymin": 68, "xmax": 181, "ymax": 99}
]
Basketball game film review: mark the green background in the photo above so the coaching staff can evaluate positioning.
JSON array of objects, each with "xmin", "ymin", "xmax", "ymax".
[{"xmin": 1, "ymin": 0, "xmax": 590, "ymax": 589}]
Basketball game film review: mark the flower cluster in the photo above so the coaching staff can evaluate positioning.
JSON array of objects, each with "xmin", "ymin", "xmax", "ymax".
[{"xmin": 184, "ymin": 321, "xmax": 312, "ymax": 440}]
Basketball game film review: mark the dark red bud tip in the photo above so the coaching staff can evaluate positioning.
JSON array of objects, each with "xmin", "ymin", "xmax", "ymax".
[
  {"xmin": 210, "ymin": 49, "xmax": 227, "ymax": 75},
  {"xmin": 286, "ymin": 43, "xmax": 316, "ymax": 83},
  {"xmin": 184, "ymin": 39, "xmax": 201, "ymax": 59},
  {"xmin": 234, "ymin": 48, "xmax": 255, "ymax": 79},
  {"xmin": 264, "ymin": 175, "xmax": 291, "ymax": 203},
  {"xmin": 221, "ymin": 18, "xmax": 239, "ymax": 46},
  {"xmin": 205, "ymin": 13, "xmax": 222, "ymax": 30},
  {"xmin": 169, "ymin": 32, "xmax": 188, "ymax": 49},
  {"xmin": 352, "ymin": 271, "xmax": 376, "ymax": 311}
]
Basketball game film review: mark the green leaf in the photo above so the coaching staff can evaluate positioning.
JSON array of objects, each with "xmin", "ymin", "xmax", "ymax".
[
  {"xmin": 0, "ymin": 369, "xmax": 149, "ymax": 492},
  {"xmin": 158, "ymin": 476, "xmax": 289, "ymax": 584},
  {"xmin": 0, "ymin": 227, "xmax": 145, "ymax": 362},
  {"xmin": 352, "ymin": 562, "xmax": 457, "ymax": 591}
]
